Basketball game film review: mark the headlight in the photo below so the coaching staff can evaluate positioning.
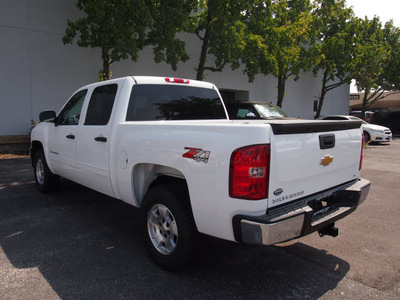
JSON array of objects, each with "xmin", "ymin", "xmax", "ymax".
[{"xmin": 371, "ymin": 129, "xmax": 384, "ymax": 134}]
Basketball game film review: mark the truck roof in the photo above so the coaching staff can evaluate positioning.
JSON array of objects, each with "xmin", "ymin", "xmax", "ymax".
[{"xmin": 131, "ymin": 76, "xmax": 217, "ymax": 90}]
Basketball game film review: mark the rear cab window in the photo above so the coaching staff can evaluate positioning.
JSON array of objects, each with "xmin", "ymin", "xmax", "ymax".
[{"xmin": 126, "ymin": 84, "xmax": 226, "ymax": 121}]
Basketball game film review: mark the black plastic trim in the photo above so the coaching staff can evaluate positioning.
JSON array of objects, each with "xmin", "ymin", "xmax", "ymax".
[
  {"xmin": 319, "ymin": 133, "xmax": 335, "ymax": 149},
  {"xmin": 270, "ymin": 121, "xmax": 362, "ymax": 135}
]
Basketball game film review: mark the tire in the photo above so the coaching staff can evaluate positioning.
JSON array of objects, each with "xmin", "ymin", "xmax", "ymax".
[
  {"xmin": 33, "ymin": 149, "xmax": 59, "ymax": 193},
  {"xmin": 140, "ymin": 182, "xmax": 198, "ymax": 271},
  {"xmin": 363, "ymin": 131, "xmax": 371, "ymax": 143}
]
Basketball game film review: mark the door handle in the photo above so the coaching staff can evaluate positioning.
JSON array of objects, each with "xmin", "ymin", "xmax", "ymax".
[
  {"xmin": 66, "ymin": 134, "xmax": 75, "ymax": 139},
  {"xmin": 95, "ymin": 136, "xmax": 107, "ymax": 142}
]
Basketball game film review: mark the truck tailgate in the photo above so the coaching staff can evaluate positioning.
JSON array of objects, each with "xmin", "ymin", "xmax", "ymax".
[{"xmin": 267, "ymin": 120, "xmax": 363, "ymax": 208}]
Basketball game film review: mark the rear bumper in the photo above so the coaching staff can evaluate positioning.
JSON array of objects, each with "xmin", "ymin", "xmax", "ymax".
[{"xmin": 233, "ymin": 178, "xmax": 370, "ymax": 245}]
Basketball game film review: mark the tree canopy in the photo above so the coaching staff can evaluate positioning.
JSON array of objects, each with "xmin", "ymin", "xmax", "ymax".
[
  {"xmin": 241, "ymin": 0, "xmax": 314, "ymax": 108},
  {"xmin": 62, "ymin": 0, "xmax": 400, "ymax": 117},
  {"xmin": 352, "ymin": 18, "xmax": 400, "ymax": 117},
  {"xmin": 310, "ymin": 0, "xmax": 357, "ymax": 118},
  {"xmin": 185, "ymin": 0, "xmax": 250, "ymax": 80},
  {"xmin": 63, "ymin": 0, "xmax": 194, "ymax": 80}
]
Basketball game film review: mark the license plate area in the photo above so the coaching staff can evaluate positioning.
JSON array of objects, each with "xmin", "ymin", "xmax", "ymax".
[{"xmin": 308, "ymin": 196, "xmax": 337, "ymax": 224}]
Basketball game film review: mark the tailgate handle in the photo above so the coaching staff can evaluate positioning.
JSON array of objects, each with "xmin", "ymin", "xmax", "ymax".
[{"xmin": 319, "ymin": 134, "xmax": 335, "ymax": 149}]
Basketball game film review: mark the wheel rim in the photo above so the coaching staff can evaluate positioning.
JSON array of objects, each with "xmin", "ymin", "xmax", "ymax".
[
  {"xmin": 147, "ymin": 204, "xmax": 178, "ymax": 255},
  {"xmin": 35, "ymin": 159, "xmax": 45, "ymax": 185}
]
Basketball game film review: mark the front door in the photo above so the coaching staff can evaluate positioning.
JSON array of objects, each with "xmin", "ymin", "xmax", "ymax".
[{"xmin": 48, "ymin": 89, "xmax": 87, "ymax": 180}]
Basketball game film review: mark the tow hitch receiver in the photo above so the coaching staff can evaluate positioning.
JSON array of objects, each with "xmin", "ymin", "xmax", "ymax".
[{"xmin": 318, "ymin": 223, "xmax": 339, "ymax": 237}]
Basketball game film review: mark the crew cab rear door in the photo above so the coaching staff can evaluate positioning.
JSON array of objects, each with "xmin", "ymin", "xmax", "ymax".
[{"xmin": 75, "ymin": 83, "xmax": 119, "ymax": 197}]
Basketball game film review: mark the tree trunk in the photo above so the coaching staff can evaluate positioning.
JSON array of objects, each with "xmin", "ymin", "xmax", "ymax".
[
  {"xmin": 277, "ymin": 75, "xmax": 286, "ymax": 108},
  {"xmin": 314, "ymin": 71, "xmax": 329, "ymax": 119},
  {"xmin": 196, "ymin": 28, "xmax": 210, "ymax": 81},
  {"xmin": 101, "ymin": 48, "xmax": 110, "ymax": 81},
  {"xmin": 361, "ymin": 91, "xmax": 369, "ymax": 120}
]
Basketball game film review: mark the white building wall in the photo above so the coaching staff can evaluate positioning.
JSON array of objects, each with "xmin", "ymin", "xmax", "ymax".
[{"xmin": 0, "ymin": 1, "xmax": 350, "ymax": 136}]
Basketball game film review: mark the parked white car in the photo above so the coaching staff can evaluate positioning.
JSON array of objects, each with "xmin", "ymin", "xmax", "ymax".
[{"xmin": 321, "ymin": 115, "xmax": 392, "ymax": 143}]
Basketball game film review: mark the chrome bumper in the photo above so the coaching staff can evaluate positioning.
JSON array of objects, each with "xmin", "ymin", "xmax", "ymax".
[{"xmin": 233, "ymin": 178, "xmax": 371, "ymax": 245}]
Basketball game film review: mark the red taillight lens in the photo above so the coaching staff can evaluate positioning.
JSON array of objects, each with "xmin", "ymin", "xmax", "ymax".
[
  {"xmin": 229, "ymin": 144, "xmax": 270, "ymax": 200},
  {"xmin": 359, "ymin": 134, "xmax": 364, "ymax": 170},
  {"xmin": 165, "ymin": 77, "xmax": 190, "ymax": 84}
]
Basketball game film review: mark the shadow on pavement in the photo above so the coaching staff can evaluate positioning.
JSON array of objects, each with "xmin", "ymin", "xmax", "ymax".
[{"xmin": 0, "ymin": 157, "xmax": 349, "ymax": 299}]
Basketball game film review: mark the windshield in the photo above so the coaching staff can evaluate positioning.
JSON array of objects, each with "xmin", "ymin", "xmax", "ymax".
[
  {"xmin": 348, "ymin": 116, "xmax": 368, "ymax": 124},
  {"xmin": 253, "ymin": 103, "xmax": 289, "ymax": 118},
  {"xmin": 225, "ymin": 102, "xmax": 290, "ymax": 119}
]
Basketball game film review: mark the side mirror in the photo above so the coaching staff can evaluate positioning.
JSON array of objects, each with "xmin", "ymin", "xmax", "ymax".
[{"xmin": 39, "ymin": 110, "xmax": 56, "ymax": 122}]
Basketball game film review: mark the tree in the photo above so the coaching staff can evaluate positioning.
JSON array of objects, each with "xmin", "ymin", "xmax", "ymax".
[
  {"xmin": 352, "ymin": 18, "xmax": 400, "ymax": 118},
  {"xmin": 310, "ymin": 0, "xmax": 356, "ymax": 119},
  {"xmin": 186, "ymin": 0, "xmax": 250, "ymax": 80},
  {"xmin": 63, "ymin": 0, "xmax": 194, "ymax": 81},
  {"xmin": 241, "ymin": 0, "xmax": 314, "ymax": 108},
  {"xmin": 146, "ymin": 0, "xmax": 196, "ymax": 70}
]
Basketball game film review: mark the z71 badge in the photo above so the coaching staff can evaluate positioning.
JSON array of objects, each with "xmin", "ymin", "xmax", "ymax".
[{"xmin": 183, "ymin": 147, "xmax": 210, "ymax": 163}]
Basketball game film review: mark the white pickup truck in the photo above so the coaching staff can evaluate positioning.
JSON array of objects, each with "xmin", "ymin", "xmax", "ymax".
[{"xmin": 30, "ymin": 76, "xmax": 370, "ymax": 270}]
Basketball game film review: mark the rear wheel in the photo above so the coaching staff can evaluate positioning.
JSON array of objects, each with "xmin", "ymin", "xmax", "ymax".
[
  {"xmin": 33, "ymin": 149, "xmax": 59, "ymax": 193},
  {"xmin": 141, "ymin": 182, "xmax": 198, "ymax": 271}
]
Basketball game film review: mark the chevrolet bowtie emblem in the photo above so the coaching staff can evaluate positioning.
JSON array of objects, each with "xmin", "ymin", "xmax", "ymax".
[{"xmin": 320, "ymin": 155, "xmax": 334, "ymax": 167}]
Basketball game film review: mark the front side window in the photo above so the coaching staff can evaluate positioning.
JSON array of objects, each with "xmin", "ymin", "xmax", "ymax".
[
  {"xmin": 126, "ymin": 85, "xmax": 226, "ymax": 121},
  {"xmin": 58, "ymin": 90, "xmax": 87, "ymax": 125},
  {"xmin": 85, "ymin": 84, "xmax": 118, "ymax": 126}
]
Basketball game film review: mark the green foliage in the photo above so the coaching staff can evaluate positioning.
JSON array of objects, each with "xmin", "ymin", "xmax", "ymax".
[
  {"xmin": 186, "ymin": 0, "xmax": 251, "ymax": 80},
  {"xmin": 62, "ymin": 0, "xmax": 400, "ymax": 117},
  {"xmin": 310, "ymin": 0, "xmax": 357, "ymax": 118},
  {"xmin": 63, "ymin": 0, "xmax": 194, "ymax": 80},
  {"xmin": 97, "ymin": 69, "xmax": 112, "ymax": 81},
  {"xmin": 352, "ymin": 18, "xmax": 400, "ymax": 117},
  {"xmin": 241, "ymin": 0, "xmax": 314, "ymax": 107},
  {"xmin": 146, "ymin": 0, "xmax": 196, "ymax": 70}
]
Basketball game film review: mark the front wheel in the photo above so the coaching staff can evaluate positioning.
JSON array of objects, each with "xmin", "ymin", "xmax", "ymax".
[
  {"xmin": 363, "ymin": 131, "xmax": 371, "ymax": 143},
  {"xmin": 33, "ymin": 149, "xmax": 59, "ymax": 193},
  {"xmin": 140, "ymin": 183, "xmax": 198, "ymax": 271}
]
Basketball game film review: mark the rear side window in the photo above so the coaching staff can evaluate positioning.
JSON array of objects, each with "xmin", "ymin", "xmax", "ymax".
[
  {"xmin": 85, "ymin": 84, "xmax": 118, "ymax": 125},
  {"xmin": 126, "ymin": 85, "xmax": 226, "ymax": 121}
]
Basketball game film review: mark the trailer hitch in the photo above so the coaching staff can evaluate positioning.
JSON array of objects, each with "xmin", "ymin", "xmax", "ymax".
[{"xmin": 318, "ymin": 223, "xmax": 339, "ymax": 237}]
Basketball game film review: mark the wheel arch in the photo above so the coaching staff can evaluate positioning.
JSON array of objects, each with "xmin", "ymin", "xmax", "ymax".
[
  {"xmin": 132, "ymin": 163, "xmax": 189, "ymax": 208},
  {"xmin": 30, "ymin": 140, "xmax": 44, "ymax": 166}
]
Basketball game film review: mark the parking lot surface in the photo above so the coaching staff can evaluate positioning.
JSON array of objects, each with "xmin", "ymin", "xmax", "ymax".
[{"xmin": 1, "ymin": 139, "xmax": 400, "ymax": 299}]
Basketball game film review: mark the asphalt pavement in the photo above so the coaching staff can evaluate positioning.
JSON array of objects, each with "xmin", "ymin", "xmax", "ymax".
[{"xmin": 0, "ymin": 139, "xmax": 400, "ymax": 299}]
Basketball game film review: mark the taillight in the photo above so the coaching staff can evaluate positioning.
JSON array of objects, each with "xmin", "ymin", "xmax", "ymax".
[
  {"xmin": 165, "ymin": 77, "xmax": 190, "ymax": 84},
  {"xmin": 359, "ymin": 134, "xmax": 364, "ymax": 170},
  {"xmin": 229, "ymin": 144, "xmax": 270, "ymax": 200}
]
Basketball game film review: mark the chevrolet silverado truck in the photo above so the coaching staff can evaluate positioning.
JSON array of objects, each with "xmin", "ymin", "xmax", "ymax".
[{"xmin": 30, "ymin": 76, "xmax": 370, "ymax": 270}]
